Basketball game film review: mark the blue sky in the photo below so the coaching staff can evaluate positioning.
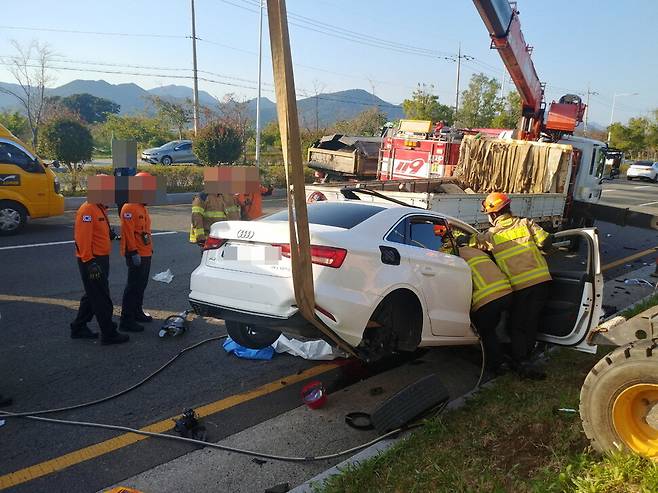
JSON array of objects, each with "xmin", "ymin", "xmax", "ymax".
[{"xmin": 1, "ymin": 0, "xmax": 656, "ymax": 126}]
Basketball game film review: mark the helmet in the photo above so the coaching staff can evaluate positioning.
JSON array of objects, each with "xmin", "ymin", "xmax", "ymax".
[
  {"xmin": 481, "ymin": 192, "xmax": 511, "ymax": 214},
  {"xmin": 136, "ymin": 171, "xmax": 152, "ymax": 177},
  {"xmin": 433, "ymin": 224, "xmax": 447, "ymax": 237}
]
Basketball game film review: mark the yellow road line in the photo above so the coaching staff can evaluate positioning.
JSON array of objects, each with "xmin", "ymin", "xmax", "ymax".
[
  {"xmin": 602, "ymin": 246, "xmax": 658, "ymax": 272},
  {"xmin": 0, "ymin": 362, "xmax": 338, "ymax": 490}
]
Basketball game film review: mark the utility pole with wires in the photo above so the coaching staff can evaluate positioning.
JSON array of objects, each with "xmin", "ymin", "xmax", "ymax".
[
  {"xmin": 454, "ymin": 42, "xmax": 462, "ymax": 115},
  {"xmin": 190, "ymin": 0, "xmax": 200, "ymax": 136},
  {"xmin": 255, "ymin": 0, "xmax": 264, "ymax": 169},
  {"xmin": 583, "ymin": 84, "xmax": 598, "ymax": 135}
]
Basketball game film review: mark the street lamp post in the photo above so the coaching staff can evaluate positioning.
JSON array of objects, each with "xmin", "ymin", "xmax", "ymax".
[
  {"xmin": 255, "ymin": 0, "xmax": 264, "ymax": 169},
  {"xmin": 608, "ymin": 92, "xmax": 639, "ymax": 143}
]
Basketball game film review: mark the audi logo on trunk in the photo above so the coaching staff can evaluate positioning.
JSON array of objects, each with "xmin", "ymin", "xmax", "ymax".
[{"xmin": 236, "ymin": 229, "xmax": 255, "ymax": 239}]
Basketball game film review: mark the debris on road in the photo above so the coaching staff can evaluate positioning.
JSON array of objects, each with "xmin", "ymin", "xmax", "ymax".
[
  {"xmin": 173, "ymin": 409, "xmax": 206, "ymax": 441},
  {"xmin": 159, "ymin": 310, "xmax": 192, "ymax": 337},
  {"xmin": 301, "ymin": 380, "xmax": 327, "ymax": 410},
  {"xmin": 152, "ymin": 269, "xmax": 174, "ymax": 283},
  {"xmin": 272, "ymin": 334, "xmax": 345, "ymax": 360},
  {"xmin": 223, "ymin": 337, "xmax": 275, "ymax": 360}
]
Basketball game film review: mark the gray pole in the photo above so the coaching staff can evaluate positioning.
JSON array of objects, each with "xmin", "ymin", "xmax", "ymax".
[
  {"xmin": 255, "ymin": 0, "xmax": 264, "ymax": 168},
  {"xmin": 191, "ymin": 0, "xmax": 200, "ymax": 136},
  {"xmin": 454, "ymin": 43, "xmax": 461, "ymax": 116}
]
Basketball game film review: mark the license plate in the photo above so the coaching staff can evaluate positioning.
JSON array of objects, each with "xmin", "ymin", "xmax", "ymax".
[{"xmin": 208, "ymin": 244, "xmax": 282, "ymax": 266}]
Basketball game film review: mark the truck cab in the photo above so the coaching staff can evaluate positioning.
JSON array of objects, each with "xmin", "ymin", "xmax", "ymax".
[
  {"xmin": 0, "ymin": 124, "xmax": 65, "ymax": 235},
  {"xmin": 558, "ymin": 134, "xmax": 606, "ymax": 204}
]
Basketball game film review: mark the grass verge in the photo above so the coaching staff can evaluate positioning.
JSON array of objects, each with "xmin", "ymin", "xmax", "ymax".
[
  {"xmin": 315, "ymin": 349, "xmax": 658, "ymax": 493},
  {"xmin": 620, "ymin": 292, "xmax": 658, "ymax": 319}
]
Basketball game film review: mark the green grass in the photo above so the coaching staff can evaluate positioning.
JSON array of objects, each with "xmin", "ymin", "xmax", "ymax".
[
  {"xmin": 314, "ymin": 349, "xmax": 658, "ymax": 493},
  {"xmin": 620, "ymin": 292, "xmax": 658, "ymax": 319}
]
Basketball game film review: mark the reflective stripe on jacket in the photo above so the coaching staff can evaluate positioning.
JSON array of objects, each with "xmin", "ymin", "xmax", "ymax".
[
  {"xmin": 469, "ymin": 214, "xmax": 551, "ymax": 291},
  {"xmin": 189, "ymin": 194, "xmax": 228, "ymax": 243},
  {"xmin": 458, "ymin": 246, "xmax": 513, "ymax": 312}
]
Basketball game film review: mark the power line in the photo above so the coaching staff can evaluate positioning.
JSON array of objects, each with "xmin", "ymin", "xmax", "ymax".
[{"xmin": 0, "ymin": 25, "xmax": 186, "ymax": 40}]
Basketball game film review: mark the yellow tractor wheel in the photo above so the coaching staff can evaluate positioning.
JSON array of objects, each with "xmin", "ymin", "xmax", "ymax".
[{"xmin": 580, "ymin": 339, "xmax": 658, "ymax": 458}]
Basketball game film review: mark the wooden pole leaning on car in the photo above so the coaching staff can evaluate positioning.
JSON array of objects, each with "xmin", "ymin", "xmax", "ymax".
[{"xmin": 266, "ymin": 0, "xmax": 356, "ymax": 357}]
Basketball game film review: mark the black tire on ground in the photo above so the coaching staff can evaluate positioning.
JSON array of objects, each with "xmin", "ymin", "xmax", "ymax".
[
  {"xmin": 225, "ymin": 320, "xmax": 281, "ymax": 349},
  {"xmin": 371, "ymin": 373, "xmax": 450, "ymax": 433},
  {"xmin": 160, "ymin": 156, "xmax": 173, "ymax": 165},
  {"xmin": 580, "ymin": 338, "xmax": 658, "ymax": 456},
  {"xmin": 0, "ymin": 200, "xmax": 27, "ymax": 236}
]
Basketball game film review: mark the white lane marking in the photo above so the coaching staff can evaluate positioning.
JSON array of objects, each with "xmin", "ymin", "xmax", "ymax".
[
  {"xmin": 633, "ymin": 185, "xmax": 653, "ymax": 189},
  {"xmin": 0, "ymin": 231, "xmax": 178, "ymax": 251},
  {"xmin": 638, "ymin": 201, "xmax": 658, "ymax": 207},
  {"xmin": 601, "ymin": 189, "xmax": 619, "ymax": 193}
]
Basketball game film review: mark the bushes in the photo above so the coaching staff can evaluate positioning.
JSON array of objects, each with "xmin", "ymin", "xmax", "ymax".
[{"xmin": 193, "ymin": 122, "xmax": 242, "ymax": 165}]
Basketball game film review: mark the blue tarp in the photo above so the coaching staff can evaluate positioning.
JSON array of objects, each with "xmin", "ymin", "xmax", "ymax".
[{"xmin": 223, "ymin": 337, "xmax": 275, "ymax": 360}]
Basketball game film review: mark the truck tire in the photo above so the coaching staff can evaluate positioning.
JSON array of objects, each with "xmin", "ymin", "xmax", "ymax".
[
  {"xmin": 0, "ymin": 200, "xmax": 27, "ymax": 235},
  {"xmin": 580, "ymin": 339, "xmax": 658, "ymax": 458}
]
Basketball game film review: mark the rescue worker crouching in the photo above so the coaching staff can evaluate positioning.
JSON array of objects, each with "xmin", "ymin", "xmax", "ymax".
[
  {"xmin": 446, "ymin": 229, "xmax": 513, "ymax": 375},
  {"xmin": 70, "ymin": 177, "xmax": 129, "ymax": 345},
  {"xmin": 464, "ymin": 192, "xmax": 553, "ymax": 380},
  {"xmin": 119, "ymin": 172, "xmax": 155, "ymax": 332}
]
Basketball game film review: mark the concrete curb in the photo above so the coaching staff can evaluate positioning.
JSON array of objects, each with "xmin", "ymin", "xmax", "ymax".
[
  {"xmin": 64, "ymin": 189, "xmax": 287, "ymax": 211},
  {"xmin": 289, "ymin": 268, "xmax": 658, "ymax": 493}
]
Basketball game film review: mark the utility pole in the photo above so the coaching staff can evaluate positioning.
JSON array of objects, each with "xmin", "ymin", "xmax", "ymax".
[
  {"xmin": 454, "ymin": 42, "xmax": 462, "ymax": 115},
  {"xmin": 584, "ymin": 84, "xmax": 598, "ymax": 135},
  {"xmin": 255, "ymin": 0, "xmax": 264, "ymax": 169},
  {"xmin": 608, "ymin": 92, "xmax": 639, "ymax": 143},
  {"xmin": 190, "ymin": 0, "xmax": 200, "ymax": 136}
]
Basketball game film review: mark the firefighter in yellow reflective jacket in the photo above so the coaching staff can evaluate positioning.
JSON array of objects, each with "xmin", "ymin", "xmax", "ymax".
[
  {"xmin": 189, "ymin": 193, "xmax": 228, "ymax": 246},
  {"xmin": 466, "ymin": 192, "xmax": 553, "ymax": 380},
  {"xmin": 444, "ymin": 229, "xmax": 513, "ymax": 374}
]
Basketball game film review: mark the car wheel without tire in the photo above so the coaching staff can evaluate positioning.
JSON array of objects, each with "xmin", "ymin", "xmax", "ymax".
[
  {"xmin": 160, "ymin": 156, "xmax": 173, "ymax": 165},
  {"xmin": 580, "ymin": 339, "xmax": 658, "ymax": 458},
  {"xmin": 225, "ymin": 320, "xmax": 281, "ymax": 349},
  {"xmin": 0, "ymin": 201, "xmax": 27, "ymax": 235}
]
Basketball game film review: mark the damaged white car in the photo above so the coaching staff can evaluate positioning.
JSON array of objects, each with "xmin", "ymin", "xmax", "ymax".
[{"xmin": 189, "ymin": 200, "xmax": 603, "ymax": 361}]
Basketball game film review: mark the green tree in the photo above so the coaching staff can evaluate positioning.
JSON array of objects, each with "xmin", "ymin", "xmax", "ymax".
[
  {"xmin": 193, "ymin": 121, "xmax": 242, "ymax": 165},
  {"xmin": 491, "ymin": 91, "xmax": 521, "ymax": 129},
  {"xmin": 38, "ymin": 118, "xmax": 93, "ymax": 192},
  {"xmin": 333, "ymin": 107, "xmax": 387, "ymax": 136},
  {"xmin": 148, "ymin": 96, "xmax": 191, "ymax": 139},
  {"xmin": 456, "ymin": 73, "xmax": 502, "ymax": 128},
  {"xmin": 260, "ymin": 120, "xmax": 281, "ymax": 149},
  {"xmin": 0, "ymin": 110, "xmax": 29, "ymax": 139},
  {"xmin": 96, "ymin": 114, "xmax": 175, "ymax": 150},
  {"xmin": 47, "ymin": 93, "xmax": 120, "ymax": 124},
  {"xmin": 402, "ymin": 84, "xmax": 454, "ymax": 124},
  {"xmin": 609, "ymin": 117, "xmax": 653, "ymax": 159}
]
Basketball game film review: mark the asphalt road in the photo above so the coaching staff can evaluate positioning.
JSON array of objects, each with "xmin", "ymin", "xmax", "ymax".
[{"xmin": 0, "ymin": 184, "xmax": 656, "ymax": 492}]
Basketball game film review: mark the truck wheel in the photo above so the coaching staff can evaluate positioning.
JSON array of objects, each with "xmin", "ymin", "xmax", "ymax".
[
  {"xmin": 580, "ymin": 339, "xmax": 658, "ymax": 458},
  {"xmin": 0, "ymin": 201, "xmax": 27, "ymax": 235},
  {"xmin": 225, "ymin": 320, "xmax": 281, "ymax": 349}
]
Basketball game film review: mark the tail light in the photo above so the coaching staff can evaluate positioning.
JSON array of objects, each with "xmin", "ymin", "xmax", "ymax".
[
  {"xmin": 203, "ymin": 237, "xmax": 227, "ymax": 251},
  {"xmin": 275, "ymin": 244, "xmax": 347, "ymax": 268}
]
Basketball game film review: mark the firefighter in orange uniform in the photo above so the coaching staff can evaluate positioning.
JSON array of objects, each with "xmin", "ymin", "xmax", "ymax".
[
  {"xmin": 119, "ymin": 172, "xmax": 154, "ymax": 332},
  {"xmin": 71, "ymin": 197, "xmax": 128, "ymax": 345}
]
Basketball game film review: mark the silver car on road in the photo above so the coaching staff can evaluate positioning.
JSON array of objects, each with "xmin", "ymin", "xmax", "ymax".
[{"xmin": 141, "ymin": 140, "xmax": 198, "ymax": 165}]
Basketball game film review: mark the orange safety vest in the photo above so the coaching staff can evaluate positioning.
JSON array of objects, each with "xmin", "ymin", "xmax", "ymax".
[
  {"xmin": 457, "ymin": 246, "xmax": 513, "ymax": 312},
  {"xmin": 470, "ymin": 213, "xmax": 551, "ymax": 291},
  {"xmin": 74, "ymin": 202, "xmax": 111, "ymax": 262},
  {"xmin": 120, "ymin": 203, "xmax": 153, "ymax": 257}
]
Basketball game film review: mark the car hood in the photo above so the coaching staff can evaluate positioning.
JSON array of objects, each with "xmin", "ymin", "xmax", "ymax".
[{"xmin": 142, "ymin": 147, "xmax": 162, "ymax": 154}]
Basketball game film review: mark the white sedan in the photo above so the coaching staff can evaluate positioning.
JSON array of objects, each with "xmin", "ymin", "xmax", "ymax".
[
  {"xmin": 626, "ymin": 161, "xmax": 658, "ymax": 182},
  {"xmin": 189, "ymin": 200, "xmax": 603, "ymax": 360}
]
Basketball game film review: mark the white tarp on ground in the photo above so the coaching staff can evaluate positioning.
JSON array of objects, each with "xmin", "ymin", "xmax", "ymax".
[{"xmin": 271, "ymin": 334, "xmax": 346, "ymax": 360}]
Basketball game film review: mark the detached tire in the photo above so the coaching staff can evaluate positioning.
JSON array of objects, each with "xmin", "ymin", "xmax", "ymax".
[
  {"xmin": 580, "ymin": 339, "xmax": 658, "ymax": 458},
  {"xmin": 225, "ymin": 320, "xmax": 281, "ymax": 349}
]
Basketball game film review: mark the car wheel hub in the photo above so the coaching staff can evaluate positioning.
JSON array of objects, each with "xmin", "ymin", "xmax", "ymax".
[
  {"xmin": 0, "ymin": 208, "xmax": 20, "ymax": 231},
  {"xmin": 612, "ymin": 383, "xmax": 658, "ymax": 457}
]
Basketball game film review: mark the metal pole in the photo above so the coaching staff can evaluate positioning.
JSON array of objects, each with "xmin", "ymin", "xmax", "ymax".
[
  {"xmin": 191, "ymin": 0, "xmax": 200, "ymax": 136},
  {"xmin": 584, "ymin": 84, "xmax": 597, "ymax": 135},
  {"xmin": 255, "ymin": 0, "xmax": 264, "ymax": 168},
  {"xmin": 454, "ymin": 42, "xmax": 461, "ymax": 115},
  {"xmin": 607, "ymin": 94, "xmax": 618, "ymax": 144}
]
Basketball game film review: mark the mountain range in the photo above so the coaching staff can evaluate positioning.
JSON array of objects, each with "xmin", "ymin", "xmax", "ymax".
[{"xmin": 0, "ymin": 79, "xmax": 404, "ymax": 126}]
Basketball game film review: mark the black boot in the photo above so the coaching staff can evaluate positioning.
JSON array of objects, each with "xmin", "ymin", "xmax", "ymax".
[
  {"xmin": 135, "ymin": 311, "xmax": 153, "ymax": 323},
  {"xmin": 119, "ymin": 321, "xmax": 145, "ymax": 333},
  {"xmin": 70, "ymin": 323, "xmax": 99, "ymax": 339},
  {"xmin": 516, "ymin": 361, "xmax": 546, "ymax": 381}
]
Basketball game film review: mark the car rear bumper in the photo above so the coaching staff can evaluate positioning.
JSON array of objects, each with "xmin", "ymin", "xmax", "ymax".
[{"xmin": 627, "ymin": 169, "xmax": 655, "ymax": 178}]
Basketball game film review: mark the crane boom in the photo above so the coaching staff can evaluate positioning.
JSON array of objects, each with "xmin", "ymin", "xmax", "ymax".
[{"xmin": 472, "ymin": 0, "xmax": 585, "ymax": 140}]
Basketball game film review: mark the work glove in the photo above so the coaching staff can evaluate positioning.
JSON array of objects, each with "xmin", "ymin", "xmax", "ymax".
[
  {"xmin": 455, "ymin": 234, "xmax": 469, "ymax": 247},
  {"xmin": 86, "ymin": 261, "xmax": 103, "ymax": 281},
  {"xmin": 129, "ymin": 252, "xmax": 142, "ymax": 267}
]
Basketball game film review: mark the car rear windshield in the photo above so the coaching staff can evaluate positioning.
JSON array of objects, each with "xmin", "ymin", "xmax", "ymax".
[
  {"xmin": 262, "ymin": 202, "xmax": 385, "ymax": 229},
  {"xmin": 634, "ymin": 161, "xmax": 653, "ymax": 167}
]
